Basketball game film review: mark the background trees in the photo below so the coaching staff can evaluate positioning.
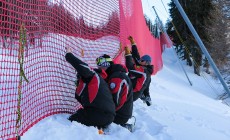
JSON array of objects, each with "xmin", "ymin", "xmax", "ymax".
[{"xmin": 166, "ymin": 0, "xmax": 229, "ymax": 76}]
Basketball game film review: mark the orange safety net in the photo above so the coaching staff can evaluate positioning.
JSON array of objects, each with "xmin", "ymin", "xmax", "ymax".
[{"xmin": 0, "ymin": 0, "xmax": 171, "ymax": 139}]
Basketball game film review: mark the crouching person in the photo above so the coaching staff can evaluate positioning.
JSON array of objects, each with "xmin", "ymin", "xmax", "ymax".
[
  {"xmin": 96, "ymin": 54, "xmax": 134, "ymax": 131},
  {"xmin": 65, "ymin": 47, "xmax": 115, "ymax": 128},
  {"xmin": 125, "ymin": 36, "xmax": 154, "ymax": 106}
]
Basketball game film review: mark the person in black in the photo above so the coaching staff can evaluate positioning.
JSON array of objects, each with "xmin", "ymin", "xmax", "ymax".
[
  {"xmin": 124, "ymin": 36, "xmax": 154, "ymax": 106},
  {"xmin": 65, "ymin": 47, "xmax": 115, "ymax": 128},
  {"xmin": 95, "ymin": 54, "xmax": 133, "ymax": 130}
]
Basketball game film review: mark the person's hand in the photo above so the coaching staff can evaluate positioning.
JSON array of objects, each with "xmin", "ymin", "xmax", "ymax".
[
  {"xmin": 119, "ymin": 43, "xmax": 123, "ymax": 51},
  {"xmin": 128, "ymin": 36, "xmax": 133, "ymax": 40},
  {"xmin": 124, "ymin": 46, "xmax": 131, "ymax": 55},
  {"xmin": 128, "ymin": 36, "xmax": 135, "ymax": 44},
  {"xmin": 65, "ymin": 47, "xmax": 72, "ymax": 53}
]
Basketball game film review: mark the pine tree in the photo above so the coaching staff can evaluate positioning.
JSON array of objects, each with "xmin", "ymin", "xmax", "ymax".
[{"xmin": 166, "ymin": 0, "xmax": 228, "ymax": 74}]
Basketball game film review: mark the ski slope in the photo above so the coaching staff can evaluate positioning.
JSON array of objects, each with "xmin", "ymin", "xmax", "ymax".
[{"xmin": 22, "ymin": 47, "xmax": 230, "ymax": 140}]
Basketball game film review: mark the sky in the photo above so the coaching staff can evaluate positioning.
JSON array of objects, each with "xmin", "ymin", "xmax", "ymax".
[
  {"xmin": 142, "ymin": 0, "xmax": 171, "ymax": 24},
  {"xmin": 22, "ymin": 46, "xmax": 230, "ymax": 140}
]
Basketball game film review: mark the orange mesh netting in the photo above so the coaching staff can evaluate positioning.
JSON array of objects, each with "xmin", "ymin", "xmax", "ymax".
[{"xmin": 0, "ymin": 0, "xmax": 171, "ymax": 139}]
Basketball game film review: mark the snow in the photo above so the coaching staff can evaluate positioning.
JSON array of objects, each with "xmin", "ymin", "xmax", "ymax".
[
  {"xmin": 17, "ymin": 1, "xmax": 230, "ymax": 139},
  {"xmin": 22, "ymin": 47, "xmax": 230, "ymax": 140}
]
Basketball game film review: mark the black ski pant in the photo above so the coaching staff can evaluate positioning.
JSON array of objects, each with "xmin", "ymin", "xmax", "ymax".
[
  {"xmin": 113, "ymin": 115, "xmax": 129, "ymax": 125},
  {"xmin": 133, "ymin": 91, "xmax": 142, "ymax": 101},
  {"xmin": 69, "ymin": 107, "xmax": 115, "ymax": 128}
]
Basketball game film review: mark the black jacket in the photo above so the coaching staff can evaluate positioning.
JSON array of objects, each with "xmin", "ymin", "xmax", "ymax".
[
  {"xmin": 65, "ymin": 53, "xmax": 116, "ymax": 115},
  {"xmin": 105, "ymin": 64, "xmax": 133, "ymax": 120},
  {"xmin": 125, "ymin": 44, "xmax": 153, "ymax": 101}
]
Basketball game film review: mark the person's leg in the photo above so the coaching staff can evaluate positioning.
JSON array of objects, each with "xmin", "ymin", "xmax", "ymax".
[
  {"xmin": 68, "ymin": 108, "xmax": 92, "ymax": 126},
  {"xmin": 113, "ymin": 115, "xmax": 129, "ymax": 125},
  {"xmin": 133, "ymin": 91, "xmax": 142, "ymax": 101},
  {"xmin": 69, "ymin": 108, "xmax": 114, "ymax": 127},
  {"xmin": 86, "ymin": 108, "xmax": 114, "ymax": 127},
  {"xmin": 145, "ymin": 96, "xmax": 152, "ymax": 106},
  {"xmin": 114, "ymin": 115, "xmax": 135, "ymax": 132},
  {"xmin": 142, "ymin": 80, "xmax": 152, "ymax": 106},
  {"xmin": 140, "ymin": 93, "xmax": 146, "ymax": 101}
]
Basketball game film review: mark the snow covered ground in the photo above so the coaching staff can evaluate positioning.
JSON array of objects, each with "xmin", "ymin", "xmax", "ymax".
[{"xmin": 22, "ymin": 47, "xmax": 230, "ymax": 140}]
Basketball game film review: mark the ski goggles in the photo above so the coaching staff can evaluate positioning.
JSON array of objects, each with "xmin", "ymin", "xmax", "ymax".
[{"xmin": 96, "ymin": 57, "xmax": 112, "ymax": 66}]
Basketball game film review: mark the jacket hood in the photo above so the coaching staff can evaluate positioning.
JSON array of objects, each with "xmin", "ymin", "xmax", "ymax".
[{"xmin": 106, "ymin": 64, "xmax": 127, "ymax": 76}]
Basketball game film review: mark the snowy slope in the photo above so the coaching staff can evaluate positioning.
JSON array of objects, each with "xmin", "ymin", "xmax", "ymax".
[{"xmin": 22, "ymin": 47, "xmax": 230, "ymax": 140}]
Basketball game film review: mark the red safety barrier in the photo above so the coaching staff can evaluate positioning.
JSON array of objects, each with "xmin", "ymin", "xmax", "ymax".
[
  {"xmin": 0, "ymin": 0, "xmax": 171, "ymax": 139},
  {"xmin": 114, "ymin": 0, "xmax": 171, "ymax": 73}
]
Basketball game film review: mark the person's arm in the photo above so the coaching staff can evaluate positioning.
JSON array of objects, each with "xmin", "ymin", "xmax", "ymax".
[
  {"xmin": 75, "ymin": 93, "xmax": 82, "ymax": 103},
  {"xmin": 128, "ymin": 36, "xmax": 141, "ymax": 65},
  {"xmin": 124, "ymin": 46, "xmax": 145, "ymax": 78},
  {"xmin": 131, "ymin": 44, "xmax": 141, "ymax": 65},
  {"xmin": 124, "ymin": 46, "xmax": 135, "ymax": 70},
  {"xmin": 65, "ymin": 47, "xmax": 94, "ymax": 79},
  {"xmin": 109, "ymin": 76, "xmax": 129, "ymax": 110}
]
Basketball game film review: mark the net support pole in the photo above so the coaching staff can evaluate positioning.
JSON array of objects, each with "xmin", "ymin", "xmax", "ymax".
[
  {"xmin": 173, "ymin": 0, "xmax": 230, "ymax": 96},
  {"xmin": 152, "ymin": 6, "xmax": 193, "ymax": 86}
]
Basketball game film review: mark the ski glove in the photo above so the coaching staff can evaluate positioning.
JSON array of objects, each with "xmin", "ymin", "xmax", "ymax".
[
  {"xmin": 124, "ymin": 46, "xmax": 131, "ymax": 55},
  {"xmin": 128, "ymin": 36, "xmax": 135, "ymax": 45}
]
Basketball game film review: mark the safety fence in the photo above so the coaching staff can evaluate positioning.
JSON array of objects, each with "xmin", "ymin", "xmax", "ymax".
[{"xmin": 0, "ymin": 0, "xmax": 171, "ymax": 139}]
